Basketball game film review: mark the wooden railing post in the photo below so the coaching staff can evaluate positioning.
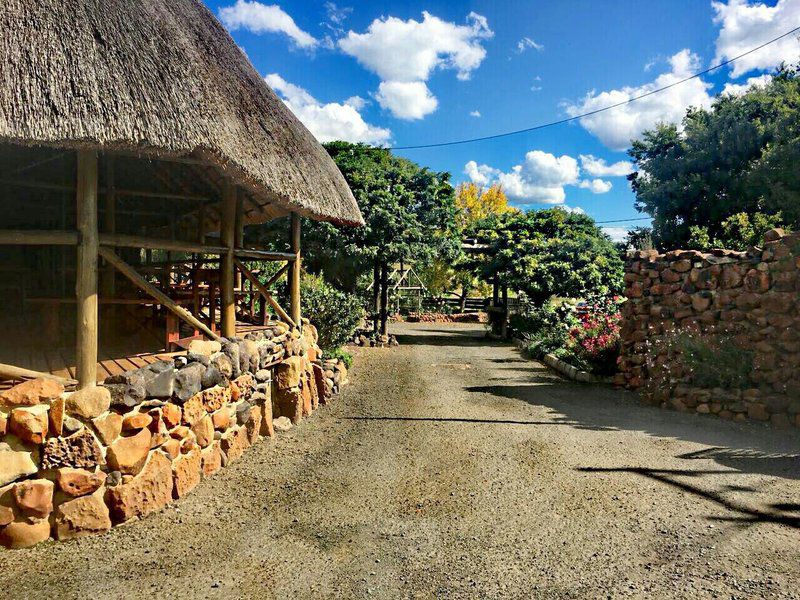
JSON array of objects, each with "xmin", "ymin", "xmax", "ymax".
[
  {"xmin": 289, "ymin": 212, "xmax": 301, "ymax": 327},
  {"xmin": 220, "ymin": 180, "xmax": 236, "ymax": 338},
  {"xmin": 76, "ymin": 150, "xmax": 99, "ymax": 389}
]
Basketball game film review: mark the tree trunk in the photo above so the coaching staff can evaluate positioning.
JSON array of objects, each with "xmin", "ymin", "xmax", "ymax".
[
  {"xmin": 459, "ymin": 286, "xmax": 468, "ymax": 313},
  {"xmin": 380, "ymin": 261, "xmax": 389, "ymax": 337},
  {"xmin": 372, "ymin": 259, "xmax": 380, "ymax": 335}
]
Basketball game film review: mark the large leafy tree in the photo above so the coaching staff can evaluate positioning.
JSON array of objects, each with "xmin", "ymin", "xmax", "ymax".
[
  {"xmin": 252, "ymin": 142, "xmax": 459, "ymax": 334},
  {"xmin": 628, "ymin": 65, "xmax": 800, "ymax": 248},
  {"xmin": 467, "ymin": 208, "xmax": 623, "ymax": 305}
]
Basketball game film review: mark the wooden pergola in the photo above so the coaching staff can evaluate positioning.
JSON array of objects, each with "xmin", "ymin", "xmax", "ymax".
[{"xmin": 0, "ymin": 146, "xmax": 303, "ymax": 390}]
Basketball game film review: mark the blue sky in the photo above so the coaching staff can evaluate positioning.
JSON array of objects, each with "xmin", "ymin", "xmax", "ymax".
[{"xmin": 204, "ymin": 0, "xmax": 798, "ymax": 240}]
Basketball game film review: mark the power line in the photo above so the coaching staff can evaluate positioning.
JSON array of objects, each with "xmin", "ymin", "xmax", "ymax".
[
  {"xmin": 393, "ymin": 25, "xmax": 800, "ymax": 150},
  {"xmin": 595, "ymin": 217, "xmax": 651, "ymax": 224}
]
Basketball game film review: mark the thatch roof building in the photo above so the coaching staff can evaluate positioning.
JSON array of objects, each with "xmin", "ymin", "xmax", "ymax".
[{"xmin": 0, "ymin": 0, "xmax": 362, "ymax": 226}]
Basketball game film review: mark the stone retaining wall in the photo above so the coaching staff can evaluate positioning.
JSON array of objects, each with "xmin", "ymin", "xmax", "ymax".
[
  {"xmin": 0, "ymin": 320, "xmax": 348, "ymax": 549},
  {"xmin": 617, "ymin": 228, "xmax": 800, "ymax": 429}
]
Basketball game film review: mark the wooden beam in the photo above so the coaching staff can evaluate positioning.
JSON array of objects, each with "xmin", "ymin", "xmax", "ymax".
[
  {"xmin": 235, "ymin": 248, "xmax": 296, "ymax": 261},
  {"xmin": 234, "ymin": 258, "xmax": 295, "ymax": 327},
  {"xmin": 97, "ymin": 233, "xmax": 295, "ymax": 261},
  {"xmin": 264, "ymin": 263, "xmax": 290, "ymax": 288},
  {"xmin": 98, "ymin": 247, "xmax": 220, "ymax": 341},
  {"xmin": 289, "ymin": 212, "xmax": 301, "ymax": 326},
  {"xmin": 220, "ymin": 180, "xmax": 237, "ymax": 338},
  {"xmin": 0, "ymin": 362, "xmax": 77, "ymax": 387},
  {"xmin": 76, "ymin": 150, "xmax": 99, "ymax": 389},
  {"xmin": 0, "ymin": 230, "xmax": 78, "ymax": 245},
  {"xmin": 0, "ymin": 179, "xmax": 209, "ymax": 202}
]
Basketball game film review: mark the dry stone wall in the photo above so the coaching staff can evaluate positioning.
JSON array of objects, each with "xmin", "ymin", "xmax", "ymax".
[
  {"xmin": 618, "ymin": 228, "xmax": 800, "ymax": 429},
  {"xmin": 0, "ymin": 320, "xmax": 349, "ymax": 549}
]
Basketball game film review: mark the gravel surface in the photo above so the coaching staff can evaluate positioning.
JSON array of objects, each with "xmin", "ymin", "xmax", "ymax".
[{"xmin": 2, "ymin": 322, "xmax": 799, "ymax": 599}]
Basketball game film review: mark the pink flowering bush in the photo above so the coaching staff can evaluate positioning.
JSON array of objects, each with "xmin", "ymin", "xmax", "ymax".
[{"xmin": 559, "ymin": 295, "xmax": 622, "ymax": 375}]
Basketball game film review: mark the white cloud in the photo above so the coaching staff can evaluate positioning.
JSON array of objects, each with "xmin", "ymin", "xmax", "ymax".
[
  {"xmin": 713, "ymin": 0, "xmax": 800, "ymax": 78},
  {"xmin": 516, "ymin": 37, "xmax": 544, "ymax": 53},
  {"xmin": 579, "ymin": 179, "xmax": 613, "ymax": 194},
  {"xmin": 219, "ymin": 1, "xmax": 317, "ymax": 48},
  {"xmin": 374, "ymin": 81, "xmax": 438, "ymax": 120},
  {"xmin": 265, "ymin": 73, "xmax": 391, "ymax": 145},
  {"xmin": 565, "ymin": 50, "xmax": 714, "ymax": 150},
  {"xmin": 602, "ymin": 227, "xmax": 629, "ymax": 243},
  {"xmin": 579, "ymin": 154, "xmax": 632, "ymax": 177},
  {"xmin": 465, "ymin": 151, "xmax": 580, "ymax": 204},
  {"xmin": 560, "ymin": 205, "xmax": 585, "ymax": 214},
  {"xmin": 531, "ymin": 85, "xmax": 543, "ymax": 92},
  {"xmin": 722, "ymin": 73, "xmax": 773, "ymax": 95},
  {"xmin": 470, "ymin": 110, "xmax": 482, "ymax": 117},
  {"xmin": 338, "ymin": 11, "xmax": 492, "ymax": 119}
]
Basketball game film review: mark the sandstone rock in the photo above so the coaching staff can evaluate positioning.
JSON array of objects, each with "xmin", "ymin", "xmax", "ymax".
[
  {"xmin": 160, "ymin": 438, "xmax": 181, "ymax": 460},
  {"xmin": 106, "ymin": 429, "xmax": 152, "ymax": 475},
  {"xmin": 276, "ymin": 388, "xmax": 303, "ymax": 424},
  {"xmin": 0, "ymin": 440, "xmax": 39, "ymax": 486},
  {"xmin": 255, "ymin": 369, "xmax": 271, "ymax": 383},
  {"xmin": 0, "ymin": 378, "xmax": 63, "ymax": 408},
  {"xmin": 191, "ymin": 415, "xmax": 214, "ymax": 448},
  {"xmin": 233, "ymin": 373, "xmax": 256, "ymax": 398},
  {"xmin": 9, "ymin": 405, "xmax": 49, "ymax": 444},
  {"xmin": 0, "ymin": 484, "xmax": 15, "ymax": 526},
  {"xmin": 244, "ymin": 406, "xmax": 261, "ymax": 444},
  {"xmin": 747, "ymin": 403, "xmax": 770, "ymax": 421},
  {"xmin": 13, "ymin": 479, "xmax": 54, "ymax": 518},
  {"xmin": 199, "ymin": 385, "xmax": 232, "ymax": 413},
  {"xmin": 54, "ymin": 488, "xmax": 111, "ymax": 540},
  {"xmin": 0, "ymin": 518, "xmax": 51, "ymax": 548},
  {"xmin": 65, "ymin": 386, "xmax": 111, "ymax": 419},
  {"xmin": 275, "ymin": 356, "xmax": 303, "ymax": 389},
  {"xmin": 763, "ymin": 227, "xmax": 785, "ymax": 243},
  {"xmin": 57, "ymin": 467, "xmax": 106, "ymax": 497},
  {"xmin": 92, "ymin": 412, "xmax": 123, "ymax": 445},
  {"xmin": 105, "ymin": 451, "xmax": 173, "ymax": 523},
  {"xmin": 169, "ymin": 425, "xmax": 194, "ymax": 440},
  {"xmin": 172, "ymin": 449, "xmax": 201, "ymax": 499},
  {"xmin": 49, "ymin": 397, "xmax": 65, "ymax": 437},
  {"xmin": 161, "ymin": 403, "xmax": 182, "ymax": 428},
  {"xmin": 219, "ymin": 426, "xmax": 249, "ymax": 463},
  {"xmin": 187, "ymin": 339, "xmax": 222, "ymax": 357},
  {"xmin": 180, "ymin": 394, "xmax": 204, "ymax": 426},
  {"xmin": 211, "ymin": 409, "xmax": 230, "ymax": 431},
  {"xmin": 273, "ymin": 416, "xmax": 292, "ymax": 432},
  {"xmin": 41, "ymin": 429, "xmax": 103, "ymax": 470},
  {"xmin": 259, "ymin": 400, "xmax": 274, "ymax": 438},
  {"xmin": 200, "ymin": 443, "xmax": 223, "ymax": 477},
  {"xmin": 122, "ymin": 411, "xmax": 153, "ymax": 432}
]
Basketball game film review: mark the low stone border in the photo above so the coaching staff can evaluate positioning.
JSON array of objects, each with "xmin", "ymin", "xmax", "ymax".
[{"xmin": 513, "ymin": 338, "xmax": 613, "ymax": 384}]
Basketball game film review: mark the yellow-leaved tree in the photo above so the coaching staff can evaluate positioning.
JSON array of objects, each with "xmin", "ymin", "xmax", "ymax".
[{"xmin": 455, "ymin": 182, "xmax": 514, "ymax": 228}]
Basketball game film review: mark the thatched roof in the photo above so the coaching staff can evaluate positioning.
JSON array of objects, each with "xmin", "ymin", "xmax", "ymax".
[{"xmin": 0, "ymin": 0, "xmax": 363, "ymax": 226}]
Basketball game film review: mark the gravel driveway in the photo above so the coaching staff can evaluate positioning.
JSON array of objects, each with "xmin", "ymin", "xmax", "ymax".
[{"xmin": 2, "ymin": 322, "xmax": 799, "ymax": 599}]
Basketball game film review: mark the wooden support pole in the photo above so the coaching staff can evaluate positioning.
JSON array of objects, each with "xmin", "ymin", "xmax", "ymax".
[
  {"xmin": 220, "ymin": 180, "xmax": 237, "ymax": 338},
  {"xmin": 234, "ymin": 258, "xmax": 296, "ymax": 327},
  {"xmin": 101, "ymin": 156, "xmax": 116, "ymax": 299},
  {"xmin": 234, "ymin": 196, "xmax": 244, "ymax": 291},
  {"xmin": 289, "ymin": 212, "xmax": 301, "ymax": 327},
  {"xmin": 76, "ymin": 150, "xmax": 99, "ymax": 389},
  {"xmin": 380, "ymin": 261, "xmax": 389, "ymax": 337},
  {"xmin": 98, "ymin": 247, "xmax": 220, "ymax": 341}
]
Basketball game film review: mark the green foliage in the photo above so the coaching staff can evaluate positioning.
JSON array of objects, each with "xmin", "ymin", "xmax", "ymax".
[
  {"xmin": 687, "ymin": 211, "xmax": 787, "ymax": 251},
  {"xmin": 467, "ymin": 208, "xmax": 623, "ymax": 305},
  {"xmin": 620, "ymin": 227, "xmax": 654, "ymax": 251},
  {"xmin": 300, "ymin": 273, "xmax": 364, "ymax": 352},
  {"xmin": 674, "ymin": 333, "xmax": 753, "ymax": 388},
  {"xmin": 324, "ymin": 347, "xmax": 353, "ymax": 369},
  {"xmin": 629, "ymin": 64, "xmax": 800, "ymax": 248},
  {"xmin": 511, "ymin": 299, "xmax": 575, "ymax": 358}
]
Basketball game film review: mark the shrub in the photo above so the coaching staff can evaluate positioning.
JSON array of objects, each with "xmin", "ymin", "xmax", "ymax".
[
  {"xmin": 325, "ymin": 347, "xmax": 353, "ymax": 369},
  {"xmin": 674, "ymin": 332, "xmax": 753, "ymax": 388},
  {"xmin": 562, "ymin": 295, "xmax": 622, "ymax": 375},
  {"xmin": 510, "ymin": 296, "xmax": 577, "ymax": 358},
  {"xmin": 300, "ymin": 273, "xmax": 364, "ymax": 352}
]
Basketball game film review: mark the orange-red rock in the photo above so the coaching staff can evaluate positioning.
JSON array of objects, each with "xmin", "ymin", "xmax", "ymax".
[
  {"xmin": 54, "ymin": 488, "xmax": 111, "ymax": 540},
  {"xmin": 105, "ymin": 451, "xmax": 173, "ymax": 523},
  {"xmin": 200, "ymin": 385, "xmax": 231, "ymax": 413},
  {"xmin": 211, "ymin": 409, "xmax": 230, "ymax": 431},
  {"xmin": 172, "ymin": 449, "xmax": 201, "ymax": 498},
  {"xmin": 49, "ymin": 397, "xmax": 65, "ymax": 436},
  {"xmin": 9, "ymin": 405, "xmax": 49, "ymax": 445},
  {"xmin": 259, "ymin": 401, "xmax": 274, "ymax": 438},
  {"xmin": 56, "ymin": 467, "xmax": 106, "ymax": 497},
  {"xmin": 181, "ymin": 393, "xmax": 205, "ymax": 426},
  {"xmin": 13, "ymin": 479, "xmax": 54, "ymax": 518},
  {"xmin": 160, "ymin": 438, "xmax": 181, "ymax": 460},
  {"xmin": 0, "ymin": 378, "xmax": 63, "ymax": 408},
  {"xmin": 161, "ymin": 403, "xmax": 182, "ymax": 428},
  {"xmin": 106, "ymin": 429, "xmax": 152, "ymax": 475},
  {"xmin": 200, "ymin": 443, "xmax": 223, "ymax": 477},
  {"xmin": 244, "ymin": 406, "xmax": 261, "ymax": 444},
  {"xmin": 122, "ymin": 412, "xmax": 153, "ymax": 432},
  {"xmin": 0, "ymin": 518, "xmax": 51, "ymax": 548},
  {"xmin": 92, "ymin": 412, "xmax": 123, "ymax": 445},
  {"xmin": 220, "ymin": 426, "xmax": 249, "ymax": 463},
  {"xmin": 275, "ymin": 356, "xmax": 303, "ymax": 389},
  {"xmin": 191, "ymin": 415, "xmax": 214, "ymax": 448},
  {"xmin": 276, "ymin": 388, "xmax": 303, "ymax": 424},
  {"xmin": 65, "ymin": 386, "xmax": 111, "ymax": 419}
]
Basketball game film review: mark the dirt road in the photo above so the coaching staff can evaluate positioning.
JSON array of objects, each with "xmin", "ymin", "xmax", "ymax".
[{"xmin": 2, "ymin": 323, "xmax": 799, "ymax": 599}]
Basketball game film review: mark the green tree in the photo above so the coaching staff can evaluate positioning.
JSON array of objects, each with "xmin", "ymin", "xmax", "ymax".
[
  {"xmin": 467, "ymin": 208, "xmax": 623, "ymax": 305},
  {"xmin": 628, "ymin": 64, "xmax": 800, "ymax": 248}
]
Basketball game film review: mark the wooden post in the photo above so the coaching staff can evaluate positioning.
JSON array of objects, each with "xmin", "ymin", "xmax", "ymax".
[
  {"xmin": 234, "ymin": 196, "xmax": 244, "ymax": 291},
  {"xmin": 101, "ymin": 155, "xmax": 116, "ymax": 299},
  {"xmin": 220, "ymin": 180, "xmax": 237, "ymax": 337},
  {"xmin": 380, "ymin": 262, "xmax": 389, "ymax": 337},
  {"xmin": 372, "ymin": 259, "xmax": 380, "ymax": 335},
  {"xmin": 76, "ymin": 150, "xmax": 99, "ymax": 389},
  {"xmin": 289, "ymin": 212, "xmax": 301, "ymax": 328}
]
